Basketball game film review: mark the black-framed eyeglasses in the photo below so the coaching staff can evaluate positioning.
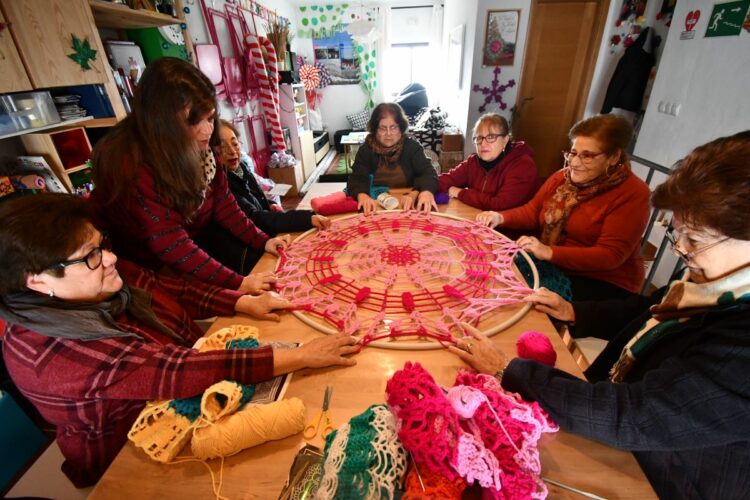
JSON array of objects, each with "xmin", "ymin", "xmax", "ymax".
[
  {"xmin": 472, "ymin": 133, "xmax": 507, "ymax": 145},
  {"xmin": 665, "ymin": 224, "xmax": 729, "ymax": 262},
  {"xmin": 562, "ymin": 150, "xmax": 606, "ymax": 166},
  {"xmin": 47, "ymin": 234, "xmax": 112, "ymax": 271}
]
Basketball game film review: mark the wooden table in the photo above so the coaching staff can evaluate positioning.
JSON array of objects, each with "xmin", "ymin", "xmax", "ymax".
[
  {"xmin": 90, "ymin": 198, "xmax": 655, "ymax": 499},
  {"xmin": 340, "ymin": 131, "xmax": 368, "ymax": 171}
]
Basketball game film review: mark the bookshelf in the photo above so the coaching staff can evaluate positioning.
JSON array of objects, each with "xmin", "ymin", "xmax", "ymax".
[{"xmin": 279, "ymin": 83, "xmax": 316, "ymax": 188}]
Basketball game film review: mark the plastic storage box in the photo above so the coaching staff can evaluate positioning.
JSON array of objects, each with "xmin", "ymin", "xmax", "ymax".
[{"xmin": 0, "ymin": 91, "xmax": 61, "ymax": 134}]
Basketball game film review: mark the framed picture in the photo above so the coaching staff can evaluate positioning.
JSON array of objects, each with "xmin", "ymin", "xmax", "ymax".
[{"xmin": 482, "ymin": 10, "xmax": 520, "ymax": 66}]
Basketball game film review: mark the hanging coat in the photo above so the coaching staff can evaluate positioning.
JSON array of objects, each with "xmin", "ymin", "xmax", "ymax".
[{"xmin": 601, "ymin": 28, "xmax": 656, "ymax": 114}]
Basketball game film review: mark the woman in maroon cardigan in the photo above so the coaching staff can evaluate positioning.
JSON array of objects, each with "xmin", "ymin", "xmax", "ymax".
[
  {"xmin": 438, "ymin": 113, "xmax": 538, "ymax": 211},
  {"xmin": 0, "ymin": 194, "xmax": 358, "ymax": 487},
  {"xmin": 91, "ymin": 58, "xmax": 287, "ymax": 292}
]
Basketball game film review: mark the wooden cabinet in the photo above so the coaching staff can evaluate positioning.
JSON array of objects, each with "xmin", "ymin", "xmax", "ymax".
[
  {"xmin": 1, "ymin": 0, "xmax": 108, "ymax": 88},
  {"xmin": 20, "ymin": 127, "xmax": 93, "ymax": 191},
  {"xmin": 0, "ymin": 8, "xmax": 32, "ymax": 93}
]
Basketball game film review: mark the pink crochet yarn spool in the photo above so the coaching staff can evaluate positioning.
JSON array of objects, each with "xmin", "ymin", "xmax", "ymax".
[
  {"xmin": 516, "ymin": 331, "xmax": 556, "ymax": 367},
  {"xmin": 310, "ymin": 191, "xmax": 346, "ymax": 212}
]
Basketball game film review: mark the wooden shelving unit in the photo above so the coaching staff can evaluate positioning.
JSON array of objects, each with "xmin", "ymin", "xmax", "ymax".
[{"xmin": 88, "ymin": 0, "xmax": 179, "ymax": 29}]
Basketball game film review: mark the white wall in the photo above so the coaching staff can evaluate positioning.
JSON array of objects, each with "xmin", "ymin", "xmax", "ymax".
[
  {"xmin": 464, "ymin": 0, "xmax": 531, "ymax": 153},
  {"xmin": 441, "ymin": 0, "xmax": 479, "ymax": 139},
  {"xmin": 633, "ymin": 0, "xmax": 750, "ymax": 168},
  {"xmin": 584, "ymin": 0, "xmax": 670, "ymax": 118}
]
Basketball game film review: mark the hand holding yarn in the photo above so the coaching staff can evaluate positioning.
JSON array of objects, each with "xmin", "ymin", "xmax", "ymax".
[
  {"xmin": 234, "ymin": 291, "xmax": 291, "ymax": 322},
  {"xmin": 447, "ymin": 322, "xmax": 508, "ymax": 376},
  {"xmin": 523, "ymin": 287, "xmax": 575, "ymax": 322},
  {"xmin": 239, "ymin": 271, "xmax": 277, "ymax": 294},
  {"xmin": 311, "ymin": 214, "xmax": 332, "ymax": 230},
  {"xmin": 357, "ymin": 193, "xmax": 379, "ymax": 215},
  {"xmin": 265, "ymin": 234, "xmax": 292, "ymax": 255},
  {"xmin": 516, "ymin": 235, "xmax": 553, "ymax": 261},
  {"xmin": 476, "ymin": 211, "xmax": 503, "ymax": 227}
]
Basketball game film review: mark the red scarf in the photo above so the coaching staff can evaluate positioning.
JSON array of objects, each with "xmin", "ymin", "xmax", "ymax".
[{"xmin": 541, "ymin": 157, "xmax": 631, "ymax": 245}]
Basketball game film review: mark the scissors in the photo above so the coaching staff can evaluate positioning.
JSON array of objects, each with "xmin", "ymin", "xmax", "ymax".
[{"xmin": 303, "ymin": 385, "xmax": 335, "ymax": 440}]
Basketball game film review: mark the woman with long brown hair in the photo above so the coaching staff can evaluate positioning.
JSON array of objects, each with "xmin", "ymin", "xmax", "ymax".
[
  {"xmin": 91, "ymin": 58, "xmax": 287, "ymax": 292},
  {"xmin": 477, "ymin": 114, "xmax": 651, "ymax": 301}
]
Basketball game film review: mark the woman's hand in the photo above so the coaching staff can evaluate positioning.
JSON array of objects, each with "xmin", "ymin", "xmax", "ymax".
[
  {"xmin": 298, "ymin": 334, "xmax": 359, "ymax": 369},
  {"xmin": 400, "ymin": 191, "xmax": 419, "ymax": 211},
  {"xmin": 265, "ymin": 234, "xmax": 292, "ymax": 255},
  {"xmin": 239, "ymin": 271, "xmax": 277, "ymax": 294},
  {"xmin": 447, "ymin": 322, "xmax": 508, "ymax": 375},
  {"xmin": 312, "ymin": 214, "xmax": 332, "ymax": 230},
  {"xmin": 234, "ymin": 291, "xmax": 291, "ymax": 321},
  {"xmin": 523, "ymin": 287, "xmax": 575, "ymax": 322},
  {"xmin": 357, "ymin": 193, "xmax": 379, "ymax": 215},
  {"xmin": 273, "ymin": 334, "xmax": 359, "ymax": 375},
  {"xmin": 415, "ymin": 191, "xmax": 438, "ymax": 212},
  {"xmin": 448, "ymin": 186, "xmax": 463, "ymax": 198},
  {"xmin": 476, "ymin": 211, "xmax": 503, "ymax": 227},
  {"xmin": 516, "ymin": 236, "xmax": 553, "ymax": 261}
]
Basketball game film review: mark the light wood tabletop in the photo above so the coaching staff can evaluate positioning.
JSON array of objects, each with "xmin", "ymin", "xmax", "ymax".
[{"xmin": 90, "ymin": 198, "xmax": 655, "ymax": 499}]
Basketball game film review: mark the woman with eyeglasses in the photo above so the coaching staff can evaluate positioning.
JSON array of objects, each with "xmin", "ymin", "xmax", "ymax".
[
  {"xmin": 438, "ymin": 113, "xmax": 538, "ymax": 211},
  {"xmin": 452, "ymin": 130, "xmax": 750, "ymax": 498},
  {"xmin": 477, "ymin": 114, "xmax": 650, "ymax": 300},
  {"xmin": 347, "ymin": 102, "xmax": 438, "ymax": 215},
  {"xmin": 0, "ymin": 193, "xmax": 359, "ymax": 488},
  {"xmin": 91, "ymin": 58, "xmax": 289, "ymax": 293},
  {"xmin": 214, "ymin": 119, "xmax": 331, "ymax": 234}
]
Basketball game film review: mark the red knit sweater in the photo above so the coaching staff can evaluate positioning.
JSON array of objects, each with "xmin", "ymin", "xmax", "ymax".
[
  {"xmin": 1, "ymin": 261, "xmax": 274, "ymax": 487},
  {"xmin": 438, "ymin": 142, "xmax": 539, "ymax": 211},
  {"xmin": 500, "ymin": 169, "xmax": 651, "ymax": 293},
  {"xmin": 91, "ymin": 164, "xmax": 268, "ymax": 289}
]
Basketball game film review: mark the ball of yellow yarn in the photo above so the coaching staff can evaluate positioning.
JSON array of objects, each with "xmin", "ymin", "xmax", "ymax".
[{"xmin": 191, "ymin": 397, "xmax": 306, "ymax": 460}]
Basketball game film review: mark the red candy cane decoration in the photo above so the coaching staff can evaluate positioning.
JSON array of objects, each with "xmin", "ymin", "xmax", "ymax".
[{"xmin": 245, "ymin": 34, "xmax": 287, "ymax": 152}]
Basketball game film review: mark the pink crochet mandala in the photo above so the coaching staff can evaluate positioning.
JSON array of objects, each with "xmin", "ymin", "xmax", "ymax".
[{"xmin": 275, "ymin": 211, "xmax": 538, "ymax": 350}]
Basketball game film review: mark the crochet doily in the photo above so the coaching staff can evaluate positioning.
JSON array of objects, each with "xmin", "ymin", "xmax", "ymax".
[{"xmin": 275, "ymin": 211, "xmax": 538, "ymax": 350}]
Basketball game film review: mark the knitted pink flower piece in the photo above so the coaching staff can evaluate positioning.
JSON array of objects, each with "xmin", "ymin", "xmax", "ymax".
[
  {"xmin": 516, "ymin": 331, "xmax": 557, "ymax": 367},
  {"xmin": 385, "ymin": 362, "xmax": 461, "ymax": 479},
  {"xmin": 456, "ymin": 432, "xmax": 503, "ymax": 490}
]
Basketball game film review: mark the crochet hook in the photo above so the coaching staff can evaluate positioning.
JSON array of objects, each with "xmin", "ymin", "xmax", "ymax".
[{"xmin": 542, "ymin": 477, "xmax": 607, "ymax": 500}]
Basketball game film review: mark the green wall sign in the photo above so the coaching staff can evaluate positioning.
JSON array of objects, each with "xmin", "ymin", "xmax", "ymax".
[{"xmin": 705, "ymin": 0, "xmax": 750, "ymax": 37}]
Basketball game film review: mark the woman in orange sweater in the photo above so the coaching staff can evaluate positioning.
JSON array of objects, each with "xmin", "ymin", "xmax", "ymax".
[{"xmin": 477, "ymin": 114, "xmax": 650, "ymax": 300}]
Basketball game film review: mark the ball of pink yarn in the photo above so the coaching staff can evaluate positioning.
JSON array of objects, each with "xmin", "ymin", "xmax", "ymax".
[{"xmin": 516, "ymin": 331, "xmax": 556, "ymax": 366}]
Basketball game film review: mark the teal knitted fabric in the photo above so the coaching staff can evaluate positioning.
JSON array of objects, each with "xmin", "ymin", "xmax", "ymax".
[
  {"xmin": 514, "ymin": 253, "xmax": 573, "ymax": 301},
  {"xmin": 167, "ymin": 338, "xmax": 259, "ymax": 421},
  {"xmin": 323, "ymin": 405, "xmax": 380, "ymax": 498}
]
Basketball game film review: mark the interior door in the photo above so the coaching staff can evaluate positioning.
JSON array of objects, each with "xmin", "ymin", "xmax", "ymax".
[{"xmin": 513, "ymin": 0, "xmax": 608, "ymax": 178}]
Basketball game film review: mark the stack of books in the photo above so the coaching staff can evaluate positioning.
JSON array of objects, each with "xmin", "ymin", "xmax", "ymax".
[{"xmin": 53, "ymin": 95, "xmax": 88, "ymax": 120}]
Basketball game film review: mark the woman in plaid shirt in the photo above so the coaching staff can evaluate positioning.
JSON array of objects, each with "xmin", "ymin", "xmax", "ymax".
[{"xmin": 0, "ymin": 194, "xmax": 358, "ymax": 488}]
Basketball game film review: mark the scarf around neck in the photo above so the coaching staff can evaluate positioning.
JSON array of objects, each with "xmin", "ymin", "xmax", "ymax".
[
  {"xmin": 609, "ymin": 265, "xmax": 750, "ymax": 382},
  {"xmin": 0, "ymin": 284, "xmax": 186, "ymax": 345},
  {"xmin": 541, "ymin": 158, "xmax": 631, "ymax": 246},
  {"xmin": 366, "ymin": 133, "xmax": 406, "ymax": 170}
]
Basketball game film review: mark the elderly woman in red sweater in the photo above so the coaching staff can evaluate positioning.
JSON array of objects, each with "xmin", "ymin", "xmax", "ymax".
[
  {"xmin": 439, "ymin": 113, "xmax": 538, "ymax": 210},
  {"xmin": 0, "ymin": 194, "xmax": 358, "ymax": 487},
  {"xmin": 91, "ymin": 58, "xmax": 287, "ymax": 293},
  {"xmin": 477, "ymin": 114, "xmax": 650, "ymax": 300}
]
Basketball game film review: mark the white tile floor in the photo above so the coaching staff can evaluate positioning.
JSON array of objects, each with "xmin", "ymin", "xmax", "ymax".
[{"xmin": 6, "ymin": 442, "xmax": 92, "ymax": 500}]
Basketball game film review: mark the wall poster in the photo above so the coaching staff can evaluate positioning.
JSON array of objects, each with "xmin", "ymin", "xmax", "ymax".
[{"xmin": 482, "ymin": 10, "xmax": 520, "ymax": 66}]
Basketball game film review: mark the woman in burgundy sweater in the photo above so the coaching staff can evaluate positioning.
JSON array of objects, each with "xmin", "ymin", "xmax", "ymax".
[
  {"xmin": 91, "ymin": 58, "xmax": 288, "ymax": 292},
  {"xmin": 0, "ymin": 194, "xmax": 358, "ymax": 487},
  {"xmin": 477, "ymin": 114, "xmax": 650, "ymax": 300},
  {"xmin": 438, "ymin": 113, "xmax": 538, "ymax": 211}
]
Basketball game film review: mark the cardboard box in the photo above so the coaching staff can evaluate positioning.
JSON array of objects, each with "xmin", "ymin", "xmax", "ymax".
[
  {"xmin": 440, "ymin": 151, "xmax": 464, "ymax": 173},
  {"xmin": 441, "ymin": 133, "xmax": 464, "ymax": 152},
  {"xmin": 267, "ymin": 166, "xmax": 299, "ymax": 197}
]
